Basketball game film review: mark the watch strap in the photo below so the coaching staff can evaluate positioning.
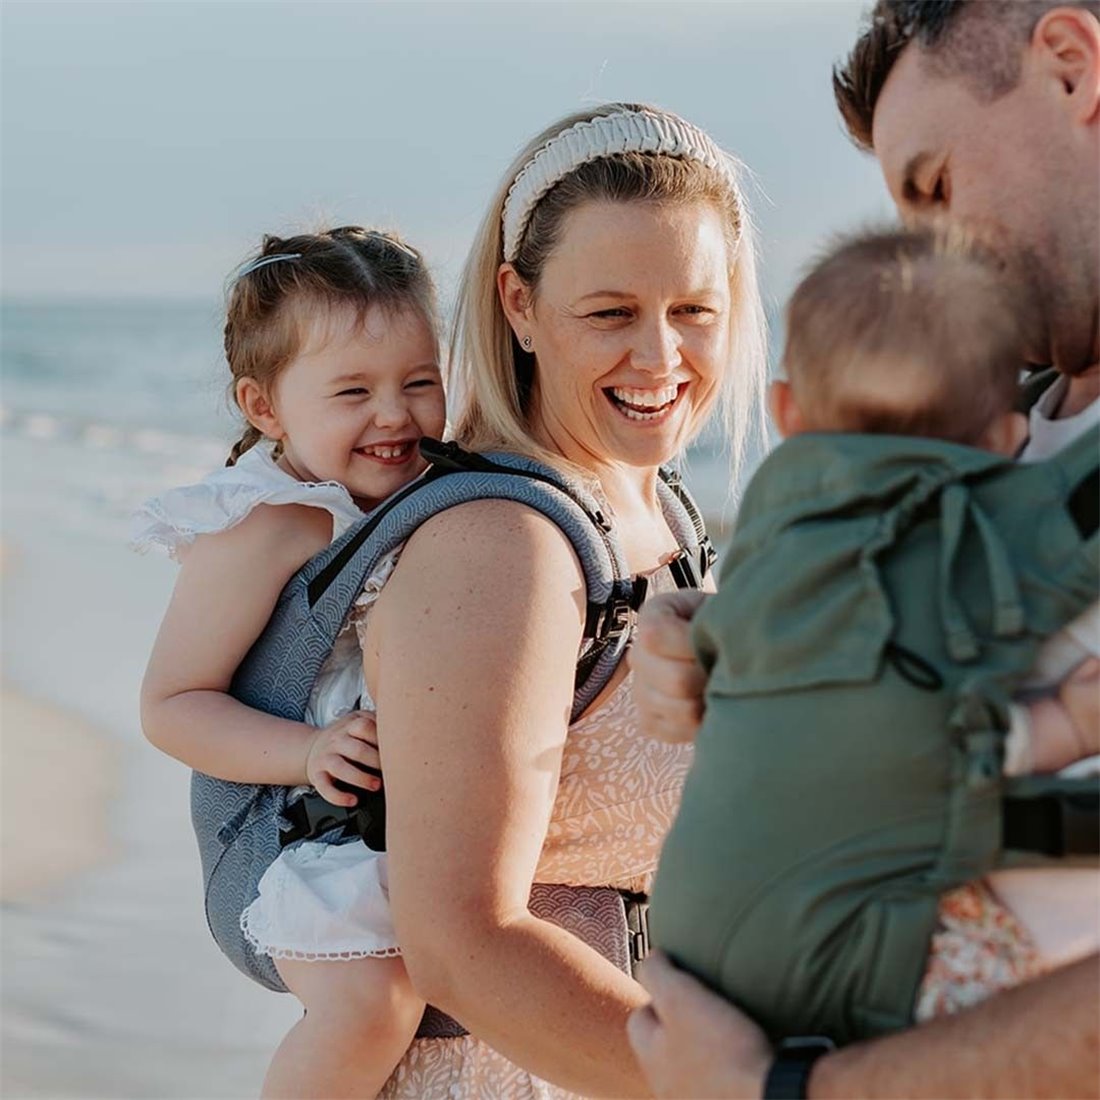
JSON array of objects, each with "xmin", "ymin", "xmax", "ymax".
[{"xmin": 763, "ymin": 1037, "xmax": 835, "ymax": 1099}]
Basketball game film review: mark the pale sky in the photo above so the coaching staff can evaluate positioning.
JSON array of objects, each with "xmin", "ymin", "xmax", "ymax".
[{"xmin": 2, "ymin": 0, "xmax": 894, "ymax": 305}]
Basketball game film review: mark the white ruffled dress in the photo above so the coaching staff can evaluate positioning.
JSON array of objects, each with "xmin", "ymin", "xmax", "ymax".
[{"xmin": 131, "ymin": 445, "xmax": 406, "ymax": 962}]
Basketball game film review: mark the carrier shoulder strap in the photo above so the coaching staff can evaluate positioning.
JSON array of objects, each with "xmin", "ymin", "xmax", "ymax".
[
  {"xmin": 992, "ymin": 426, "xmax": 1099, "ymax": 861},
  {"xmin": 296, "ymin": 439, "xmax": 712, "ymax": 720}
]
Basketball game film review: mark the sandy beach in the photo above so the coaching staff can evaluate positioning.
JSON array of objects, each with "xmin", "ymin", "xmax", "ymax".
[
  {"xmin": 0, "ymin": 438, "xmax": 302, "ymax": 1099},
  {"xmin": 1, "ymin": 687, "xmax": 118, "ymax": 903}
]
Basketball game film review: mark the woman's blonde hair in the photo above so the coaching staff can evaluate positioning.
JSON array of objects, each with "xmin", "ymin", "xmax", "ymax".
[{"xmin": 450, "ymin": 103, "xmax": 768, "ymax": 481}]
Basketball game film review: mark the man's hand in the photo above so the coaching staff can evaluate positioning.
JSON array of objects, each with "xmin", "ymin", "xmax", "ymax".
[
  {"xmin": 628, "ymin": 952, "xmax": 772, "ymax": 1099},
  {"xmin": 630, "ymin": 590, "xmax": 710, "ymax": 744}
]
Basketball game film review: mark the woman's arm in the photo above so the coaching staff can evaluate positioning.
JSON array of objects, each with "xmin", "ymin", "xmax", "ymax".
[
  {"xmin": 369, "ymin": 499, "xmax": 652, "ymax": 1098},
  {"xmin": 140, "ymin": 503, "xmax": 377, "ymax": 797}
]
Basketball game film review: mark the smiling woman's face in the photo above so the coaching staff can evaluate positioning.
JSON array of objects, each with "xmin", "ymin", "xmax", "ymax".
[{"xmin": 512, "ymin": 199, "xmax": 732, "ymax": 472}]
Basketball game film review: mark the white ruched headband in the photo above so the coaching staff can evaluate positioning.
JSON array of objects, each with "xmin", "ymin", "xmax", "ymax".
[{"xmin": 501, "ymin": 110, "xmax": 741, "ymax": 262}]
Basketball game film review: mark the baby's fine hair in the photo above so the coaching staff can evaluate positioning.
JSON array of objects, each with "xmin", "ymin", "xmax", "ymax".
[
  {"xmin": 224, "ymin": 226, "xmax": 438, "ymax": 465},
  {"xmin": 782, "ymin": 225, "xmax": 1028, "ymax": 445}
]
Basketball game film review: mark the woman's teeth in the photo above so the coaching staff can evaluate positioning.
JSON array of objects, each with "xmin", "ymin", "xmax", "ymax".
[{"xmin": 608, "ymin": 384, "xmax": 681, "ymax": 419}]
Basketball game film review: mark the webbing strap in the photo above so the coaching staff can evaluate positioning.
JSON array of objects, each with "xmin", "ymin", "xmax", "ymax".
[{"xmin": 1003, "ymin": 788, "xmax": 1100, "ymax": 857}]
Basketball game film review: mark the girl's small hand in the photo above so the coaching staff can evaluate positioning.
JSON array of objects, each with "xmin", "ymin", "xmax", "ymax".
[{"xmin": 304, "ymin": 711, "xmax": 383, "ymax": 807}]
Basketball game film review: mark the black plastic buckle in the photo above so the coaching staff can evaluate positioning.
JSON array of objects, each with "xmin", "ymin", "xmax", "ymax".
[
  {"xmin": 700, "ymin": 534, "xmax": 718, "ymax": 574},
  {"xmin": 584, "ymin": 577, "xmax": 647, "ymax": 641},
  {"xmin": 625, "ymin": 895, "xmax": 650, "ymax": 973},
  {"xmin": 1003, "ymin": 789, "xmax": 1100, "ymax": 857},
  {"xmin": 666, "ymin": 548, "xmax": 701, "ymax": 591},
  {"xmin": 585, "ymin": 600, "xmax": 633, "ymax": 640},
  {"xmin": 279, "ymin": 791, "xmax": 359, "ymax": 848}
]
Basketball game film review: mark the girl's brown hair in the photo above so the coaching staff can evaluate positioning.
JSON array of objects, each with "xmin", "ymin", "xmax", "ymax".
[{"xmin": 224, "ymin": 226, "xmax": 438, "ymax": 465}]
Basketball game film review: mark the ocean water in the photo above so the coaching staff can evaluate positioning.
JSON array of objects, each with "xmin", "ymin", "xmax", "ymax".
[{"xmin": 2, "ymin": 299, "xmax": 751, "ymax": 549}]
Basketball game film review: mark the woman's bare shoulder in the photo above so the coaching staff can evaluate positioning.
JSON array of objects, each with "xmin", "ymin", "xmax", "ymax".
[
  {"xmin": 400, "ymin": 498, "xmax": 584, "ymax": 584},
  {"xmin": 367, "ymin": 498, "xmax": 586, "ymax": 651}
]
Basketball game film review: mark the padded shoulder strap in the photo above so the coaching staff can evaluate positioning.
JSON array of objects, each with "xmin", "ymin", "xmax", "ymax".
[
  {"xmin": 658, "ymin": 466, "xmax": 718, "ymax": 585},
  {"xmin": 300, "ymin": 440, "xmax": 638, "ymax": 720}
]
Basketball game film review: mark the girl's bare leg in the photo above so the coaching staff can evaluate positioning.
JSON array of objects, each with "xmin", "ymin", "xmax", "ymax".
[{"xmin": 262, "ymin": 955, "xmax": 424, "ymax": 1100}]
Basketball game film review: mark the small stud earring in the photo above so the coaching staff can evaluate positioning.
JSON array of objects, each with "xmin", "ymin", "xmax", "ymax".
[{"xmin": 521, "ymin": 335, "xmax": 533, "ymax": 351}]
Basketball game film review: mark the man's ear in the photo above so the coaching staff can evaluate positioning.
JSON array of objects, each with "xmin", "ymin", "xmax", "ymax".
[
  {"xmin": 981, "ymin": 410, "xmax": 1030, "ymax": 458},
  {"xmin": 767, "ymin": 379, "xmax": 806, "ymax": 438},
  {"xmin": 235, "ymin": 377, "xmax": 285, "ymax": 441},
  {"xmin": 1032, "ymin": 7, "xmax": 1100, "ymax": 125},
  {"xmin": 497, "ymin": 263, "xmax": 535, "ymax": 349}
]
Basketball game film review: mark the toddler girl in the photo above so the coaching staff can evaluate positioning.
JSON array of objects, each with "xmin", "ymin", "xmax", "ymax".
[{"xmin": 134, "ymin": 226, "xmax": 446, "ymax": 1098}]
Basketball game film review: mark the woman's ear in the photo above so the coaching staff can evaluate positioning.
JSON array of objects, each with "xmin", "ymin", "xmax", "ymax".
[
  {"xmin": 235, "ymin": 377, "xmax": 285, "ymax": 441},
  {"xmin": 497, "ymin": 263, "xmax": 534, "ymax": 346},
  {"xmin": 767, "ymin": 379, "xmax": 806, "ymax": 438}
]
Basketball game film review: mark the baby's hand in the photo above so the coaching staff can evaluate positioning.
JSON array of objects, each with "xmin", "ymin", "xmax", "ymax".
[
  {"xmin": 304, "ymin": 711, "xmax": 382, "ymax": 807},
  {"xmin": 1059, "ymin": 657, "xmax": 1100, "ymax": 759}
]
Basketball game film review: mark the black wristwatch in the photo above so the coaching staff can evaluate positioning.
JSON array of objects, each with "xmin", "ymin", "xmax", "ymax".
[{"xmin": 763, "ymin": 1036, "xmax": 835, "ymax": 1099}]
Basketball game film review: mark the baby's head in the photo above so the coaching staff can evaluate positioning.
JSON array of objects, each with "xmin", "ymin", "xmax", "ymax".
[
  {"xmin": 225, "ymin": 226, "xmax": 445, "ymax": 510},
  {"xmin": 773, "ymin": 226, "xmax": 1029, "ymax": 455}
]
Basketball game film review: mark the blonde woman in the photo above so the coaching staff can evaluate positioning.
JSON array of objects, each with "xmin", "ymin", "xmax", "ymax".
[{"xmin": 360, "ymin": 103, "xmax": 768, "ymax": 1098}]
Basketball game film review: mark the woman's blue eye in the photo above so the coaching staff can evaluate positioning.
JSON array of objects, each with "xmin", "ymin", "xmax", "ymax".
[
  {"xmin": 405, "ymin": 378, "xmax": 439, "ymax": 390},
  {"xmin": 591, "ymin": 308, "xmax": 629, "ymax": 319}
]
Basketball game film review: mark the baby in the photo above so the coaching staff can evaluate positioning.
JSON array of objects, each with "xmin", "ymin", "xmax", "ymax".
[
  {"xmin": 773, "ymin": 226, "xmax": 1098, "ymax": 787},
  {"xmin": 650, "ymin": 224, "xmax": 1098, "ymax": 1042},
  {"xmin": 776, "ymin": 224, "xmax": 1099, "ymax": 1014}
]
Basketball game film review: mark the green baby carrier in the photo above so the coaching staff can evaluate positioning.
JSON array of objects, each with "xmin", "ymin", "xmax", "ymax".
[{"xmin": 650, "ymin": 427, "xmax": 1099, "ymax": 1045}]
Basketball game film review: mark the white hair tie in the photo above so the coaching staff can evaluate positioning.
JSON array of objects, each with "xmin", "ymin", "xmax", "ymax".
[{"xmin": 501, "ymin": 110, "xmax": 741, "ymax": 263}]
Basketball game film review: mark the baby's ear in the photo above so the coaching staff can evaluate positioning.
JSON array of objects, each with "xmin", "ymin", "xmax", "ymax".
[
  {"xmin": 236, "ymin": 377, "xmax": 285, "ymax": 441},
  {"xmin": 981, "ymin": 410, "xmax": 1030, "ymax": 457},
  {"xmin": 767, "ymin": 379, "xmax": 805, "ymax": 438}
]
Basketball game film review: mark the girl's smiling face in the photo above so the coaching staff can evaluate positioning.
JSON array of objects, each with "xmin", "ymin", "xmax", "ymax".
[
  {"xmin": 241, "ymin": 303, "xmax": 445, "ymax": 511},
  {"xmin": 502, "ymin": 199, "xmax": 733, "ymax": 473}
]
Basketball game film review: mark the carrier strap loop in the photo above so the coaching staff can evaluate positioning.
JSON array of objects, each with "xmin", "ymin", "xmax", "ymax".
[{"xmin": 938, "ymin": 485, "xmax": 1025, "ymax": 663}]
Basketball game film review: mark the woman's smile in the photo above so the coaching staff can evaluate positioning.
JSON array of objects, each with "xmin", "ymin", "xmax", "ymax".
[{"xmin": 604, "ymin": 381, "xmax": 689, "ymax": 423}]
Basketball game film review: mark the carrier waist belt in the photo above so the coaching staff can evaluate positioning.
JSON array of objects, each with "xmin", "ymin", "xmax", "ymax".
[{"xmin": 415, "ymin": 883, "xmax": 649, "ymax": 1040}]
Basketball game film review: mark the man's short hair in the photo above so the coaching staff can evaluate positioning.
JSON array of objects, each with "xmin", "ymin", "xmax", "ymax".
[
  {"xmin": 834, "ymin": 0, "xmax": 1100, "ymax": 151},
  {"xmin": 782, "ymin": 225, "xmax": 1027, "ymax": 444}
]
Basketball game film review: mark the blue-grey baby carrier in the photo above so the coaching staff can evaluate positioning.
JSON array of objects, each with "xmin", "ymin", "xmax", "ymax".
[{"xmin": 192, "ymin": 439, "xmax": 713, "ymax": 1004}]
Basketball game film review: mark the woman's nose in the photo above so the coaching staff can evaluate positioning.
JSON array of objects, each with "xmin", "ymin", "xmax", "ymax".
[{"xmin": 631, "ymin": 317, "xmax": 682, "ymax": 374}]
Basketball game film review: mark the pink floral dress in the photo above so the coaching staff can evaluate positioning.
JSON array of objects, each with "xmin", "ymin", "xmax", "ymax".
[
  {"xmin": 915, "ymin": 882, "xmax": 1047, "ymax": 1022},
  {"xmin": 379, "ymin": 676, "xmax": 691, "ymax": 1099}
]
